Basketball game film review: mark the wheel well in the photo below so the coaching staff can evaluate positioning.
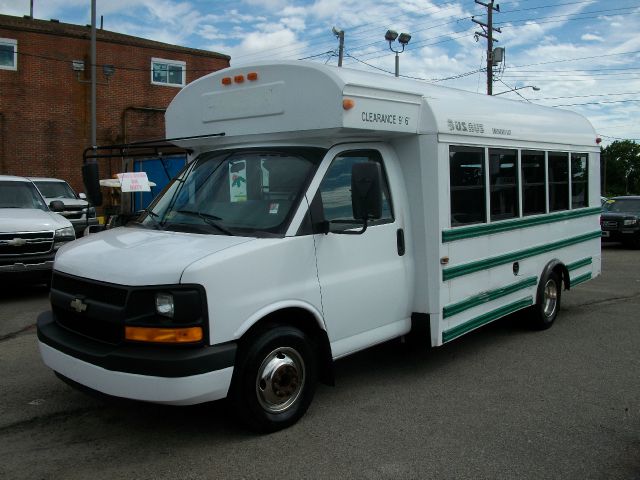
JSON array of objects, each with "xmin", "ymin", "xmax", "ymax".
[
  {"xmin": 539, "ymin": 259, "xmax": 570, "ymax": 295},
  {"xmin": 553, "ymin": 263, "xmax": 570, "ymax": 290},
  {"xmin": 238, "ymin": 307, "xmax": 335, "ymax": 386}
]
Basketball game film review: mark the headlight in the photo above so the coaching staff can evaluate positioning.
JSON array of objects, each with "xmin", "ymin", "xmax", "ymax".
[
  {"xmin": 124, "ymin": 288, "xmax": 206, "ymax": 344},
  {"xmin": 623, "ymin": 219, "xmax": 638, "ymax": 226},
  {"xmin": 54, "ymin": 226, "xmax": 76, "ymax": 249},
  {"xmin": 155, "ymin": 292, "xmax": 175, "ymax": 318}
]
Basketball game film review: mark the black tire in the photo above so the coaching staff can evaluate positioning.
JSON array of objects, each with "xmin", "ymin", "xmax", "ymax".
[
  {"xmin": 530, "ymin": 271, "xmax": 562, "ymax": 330},
  {"xmin": 230, "ymin": 325, "xmax": 317, "ymax": 433}
]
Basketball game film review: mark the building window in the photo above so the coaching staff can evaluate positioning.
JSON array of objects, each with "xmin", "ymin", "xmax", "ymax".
[
  {"xmin": 521, "ymin": 150, "xmax": 546, "ymax": 216},
  {"xmin": 0, "ymin": 38, "xmax": 17, "ymax": 71},
  {"xmin": 548, "ymin": 152, "xmax": 569, "ymax": 211},
  {"xmin": 151, "ymin": 58, "xmax": 185, "ymax": 87},
  {"xmin": 450, "ymin": 146, "xmax": 486, "ymax": 226},
  {"xmin": 571, "ymin": 153, "xmax": 588, "ymax": 208},
  {"xmin": 489, "ymin": 148, "xmax": 518, "ymax": 221}
]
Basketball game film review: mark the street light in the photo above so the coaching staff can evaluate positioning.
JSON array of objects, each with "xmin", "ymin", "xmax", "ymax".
[
  {"xmin": 494, "ymin": 85, "xmax": 540, "ymax": 95},
  {"xmin": 385, "ymin": 29, "xmax": 411, "ymax": 77}
]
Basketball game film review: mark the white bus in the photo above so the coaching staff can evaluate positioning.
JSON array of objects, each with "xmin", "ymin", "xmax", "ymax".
[{"xmin": 37, "ymin": 61, "xmax": 601, "ymax": 432}]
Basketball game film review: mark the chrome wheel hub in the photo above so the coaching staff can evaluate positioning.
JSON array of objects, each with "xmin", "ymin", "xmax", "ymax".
[
  {"xmin": 542, "ymin": 279, "xmax": 558, "ymax": 318},
  {"xmin": 256, "ymin": 347, "xmax": 305, "ymax": 413}
]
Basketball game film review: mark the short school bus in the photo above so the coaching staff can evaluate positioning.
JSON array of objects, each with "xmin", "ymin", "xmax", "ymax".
[{"xmin": 37, "ymin": 61, "xmax": 601, "ymax": 431}]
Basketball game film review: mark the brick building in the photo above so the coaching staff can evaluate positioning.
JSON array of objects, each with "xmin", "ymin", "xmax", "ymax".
[{"xmin": 0, "ymin": 14, "xmax": 230, "ymax": 192}]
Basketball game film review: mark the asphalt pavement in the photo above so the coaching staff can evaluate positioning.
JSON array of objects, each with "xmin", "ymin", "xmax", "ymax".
[{"xmin": 0, "ymin": 244, "xmax": 638, "ymax": 479}]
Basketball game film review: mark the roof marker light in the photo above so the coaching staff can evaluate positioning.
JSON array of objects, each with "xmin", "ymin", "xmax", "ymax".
[
  {"xmin": 221, "ymin": 77, "xmax": 232, "ymax": 85},
  {"xmin": 234, "ymin": 75, "xmax": 245, "ymax": 83},
  {"xmin": 596, "ymin": 137, "xmax": 602, "ymax": 144},
  {"xmin": 247, "ymin": 72, "xmax": 258, "ymax": 81},
  {"xmin": 343, "ymin": 98, "xmax": 355, "ymax": 110}
]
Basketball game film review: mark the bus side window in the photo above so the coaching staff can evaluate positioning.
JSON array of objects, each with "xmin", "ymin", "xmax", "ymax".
[
  {"xmin": 450, "ymin": 146, "xmax": 486, "ymax": 226},
  {"xmin": 571, "ymin": 153, "xmax": 588, "ymax": 208},
  {"xmin": 521, "ymin": 150, "xmax": 546, "ymax": 216},
  {"xmin": 548, "ymin": 152, "xmax": 569, "ymax": 212},
  {"xmin": 489, "ymin": 148, "xmax": 518, "ymax": 221}
]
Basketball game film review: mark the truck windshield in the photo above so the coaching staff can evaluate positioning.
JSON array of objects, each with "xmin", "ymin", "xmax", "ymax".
[
  {"xmin": 33, "ymin": 181, "xmax": 77, "ymax": 199},
  {"xmin": 0, "ymin": 181, "xmax": 48, "ymax": 210},
  {"xmin": 603, "ymin": 198, "xmax": 640, "ymax": 213},
  {"xmin": 138, "ymin": 147, "xmax": 325, "ymax": 236}
]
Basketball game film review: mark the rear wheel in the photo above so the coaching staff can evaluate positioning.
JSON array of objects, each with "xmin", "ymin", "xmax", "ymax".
[
  {"xmin": 230, "ymin": 325, "xmax": 317, "ymax": 433},
  {"xmin": 530, "ymin": 271, "xmax": 562, "ymax": 330}
]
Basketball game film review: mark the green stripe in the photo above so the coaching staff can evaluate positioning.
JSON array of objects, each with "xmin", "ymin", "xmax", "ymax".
[
  {"xmin": 567, "ymin": 257, "xmax": 592, "ymax": 271},
  {"xmin": 442, "ymin": 207, "xmax": 601, "ymax": 243},
  {"xmin": 442, "ymin": 230, "xmax": 601, "ymax": 281},
  {"xmin": 571, "ymin": 272, "xmax": 592, "ymax": 287},
  {"xmin": 443, "ymin": 297, "xmax": 533, "ymax": 343},
  {"xmin": 443, "ymin": 276, "xmax": 537, "ymax": 319}
]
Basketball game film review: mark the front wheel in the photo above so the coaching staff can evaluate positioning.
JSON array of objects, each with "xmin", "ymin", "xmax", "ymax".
[
  {"xmin": 230, "ymin": 325, "xmax": 317, "ymax": 433},
  {"xmin": 530, "ymin": 271, "xmax": 562, "ymax": 330}
]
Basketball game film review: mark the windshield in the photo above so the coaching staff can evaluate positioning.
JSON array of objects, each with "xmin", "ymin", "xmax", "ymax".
[
  {"xmin": 138, "ymin": 147, "xmax": 325, "ymax": 236},
  {"xmin": 0, "ymin": 181, "xmax": 48, "ymax": 210},
  {"xmin": 603, "ymin": 198, "xmax": 640, "ymax": 213},
  {"xmin": 33, "ymin": 181, "xmax": 77, "ymax": 199}
]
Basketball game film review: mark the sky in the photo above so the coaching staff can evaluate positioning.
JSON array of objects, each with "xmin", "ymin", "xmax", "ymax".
[{"xmin": 2, "ymin": 0, "xmax": 639, "ymax": 145}]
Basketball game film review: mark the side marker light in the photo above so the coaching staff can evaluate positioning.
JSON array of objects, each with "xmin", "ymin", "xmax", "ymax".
[{"xmin": 343, "ymin": 99, "xmax": 355, "ymax": 110}]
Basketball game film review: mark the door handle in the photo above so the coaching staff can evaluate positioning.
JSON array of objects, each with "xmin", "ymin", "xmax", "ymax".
[{"xmin": 397, "ymin": 228, "xmax": 405, "ymax": 256}]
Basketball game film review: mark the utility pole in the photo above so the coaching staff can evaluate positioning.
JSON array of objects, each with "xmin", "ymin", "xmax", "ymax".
[
  {"xmin": 90, "ymin": 0, "xmax": 97, "ymax": 148},
  {"xmin": 333, "ymin": 27, "xmax": 344, "ymax": 67},
  {"xmin": 472, "ymin": 1, "xmax": 501, "ymax": 95}
]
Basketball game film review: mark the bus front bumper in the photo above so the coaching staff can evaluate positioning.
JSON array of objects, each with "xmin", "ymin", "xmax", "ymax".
[{"xmin": 37, "ymin": 311, "xmax": 236, "ymax": 405}]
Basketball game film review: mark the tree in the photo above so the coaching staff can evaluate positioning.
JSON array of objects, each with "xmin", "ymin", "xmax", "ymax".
[{"xmin": 601, "ymin": 140, "xmax": 640, "ymax": 196}]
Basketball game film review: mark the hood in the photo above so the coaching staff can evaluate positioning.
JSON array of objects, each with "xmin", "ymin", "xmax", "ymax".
[
  {"xmin": 54, "ymin": 226, "xmax": 255, "ymax": 285},
  {"xmin": 0, "ymin": 208, "xmax": 72, "ymax": 233},
  {"xmin": 43, "ymin": 197, "xmax": 88, "ymax": 208},
  {"xmin": 601, "ymin": 211, "xmax": 639, "ymax": 219}
]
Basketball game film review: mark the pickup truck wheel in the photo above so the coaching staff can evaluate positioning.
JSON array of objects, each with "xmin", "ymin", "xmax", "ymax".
[
  {"xmin": 530, "ymin": 271, "xmax": 561, "ymax": 330},
  {"xmin": 230, "ymin": 325, "xmax": 317, "ymax": 433}
]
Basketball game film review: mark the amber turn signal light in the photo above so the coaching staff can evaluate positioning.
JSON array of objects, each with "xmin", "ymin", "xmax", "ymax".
[
  {"xmin": 343, "ymin": 98, "xmax": 355, "ymax": 110},
  {"xmin": 125, "ymin": 326, "xmax": 203, "ymax": 343}
]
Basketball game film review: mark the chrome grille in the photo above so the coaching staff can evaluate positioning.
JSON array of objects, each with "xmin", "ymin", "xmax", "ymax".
[{"xmin": 0, "ymin": 231, "xmax": 54, "ymax": 256}]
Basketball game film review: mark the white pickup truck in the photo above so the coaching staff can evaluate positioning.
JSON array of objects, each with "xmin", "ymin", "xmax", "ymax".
[{"xmin": 0, "ymin": 175, "xmax": 76, "ymax": 284}]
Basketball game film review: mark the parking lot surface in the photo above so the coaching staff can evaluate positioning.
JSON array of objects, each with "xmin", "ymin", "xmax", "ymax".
[{"xmin": 0, "ymin": 244, "xmax": 638, "ymax": 479}]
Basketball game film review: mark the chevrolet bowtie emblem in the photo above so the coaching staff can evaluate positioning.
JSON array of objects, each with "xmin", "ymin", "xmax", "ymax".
[
  {"xmin": 8, "ymin": 238, "xmax": 27, "ymax": 247},
  {"xmin": 70, "ymin": 298, "xmax": 88, "ymax": 313}
]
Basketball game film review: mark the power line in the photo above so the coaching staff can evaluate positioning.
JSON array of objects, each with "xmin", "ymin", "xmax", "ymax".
[
  {"xmin": 536, "ymin": 91, "xmax": 640, "ymax": 100},
  {"xmin": 507, "ymin": 50, "xmax": 640, "ymax": 69},
  {"xmin": 599, "ymin": 134, "xmax": 640, "ymax": 141},
  {"xmin": 495, "ymin": 5, "xmax": 638, "ymax": 26},
  {"xmin": 553, "ymin": 99, "xmax": 640, "ymax": 107}
]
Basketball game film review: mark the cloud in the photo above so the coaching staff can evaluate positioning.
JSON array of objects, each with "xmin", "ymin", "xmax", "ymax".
[
  {"xmin": 581, "ymin": 33, "xmax": 604, "ymax": 42},
  {"xmin": 210, "ymin": 27, "xmax": 309, "ymax": 65}
]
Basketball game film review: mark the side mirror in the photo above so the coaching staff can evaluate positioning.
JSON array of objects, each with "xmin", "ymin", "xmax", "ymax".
[
  {"xmin": 352, "ymin": 162, "xmax": 383, "ymax": 221},
  {"xmin": 49, "ymin": 200, "xmax": 65, "ymax": 212},
  {"xmin": 82, "ymin": 161, "xmax": 103, "ymax": 207},
  {"xmin": 78, "ymin": 192, "xmax": 87, "ymax": 200}
]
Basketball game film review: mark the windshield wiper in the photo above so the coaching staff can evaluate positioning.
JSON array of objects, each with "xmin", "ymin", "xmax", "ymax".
[
  {"xmin": 139, "ymin": 209, "xmax": 163, "ymax": 230},
  {"xmin": 176, "ymin": 209, "xmax": 233, "ymax": 236}
]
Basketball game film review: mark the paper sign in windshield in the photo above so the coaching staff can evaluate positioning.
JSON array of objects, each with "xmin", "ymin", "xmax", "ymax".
[{"xmin": 116, "ymin": 172, "xmax": 151, "ymax": 192}]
